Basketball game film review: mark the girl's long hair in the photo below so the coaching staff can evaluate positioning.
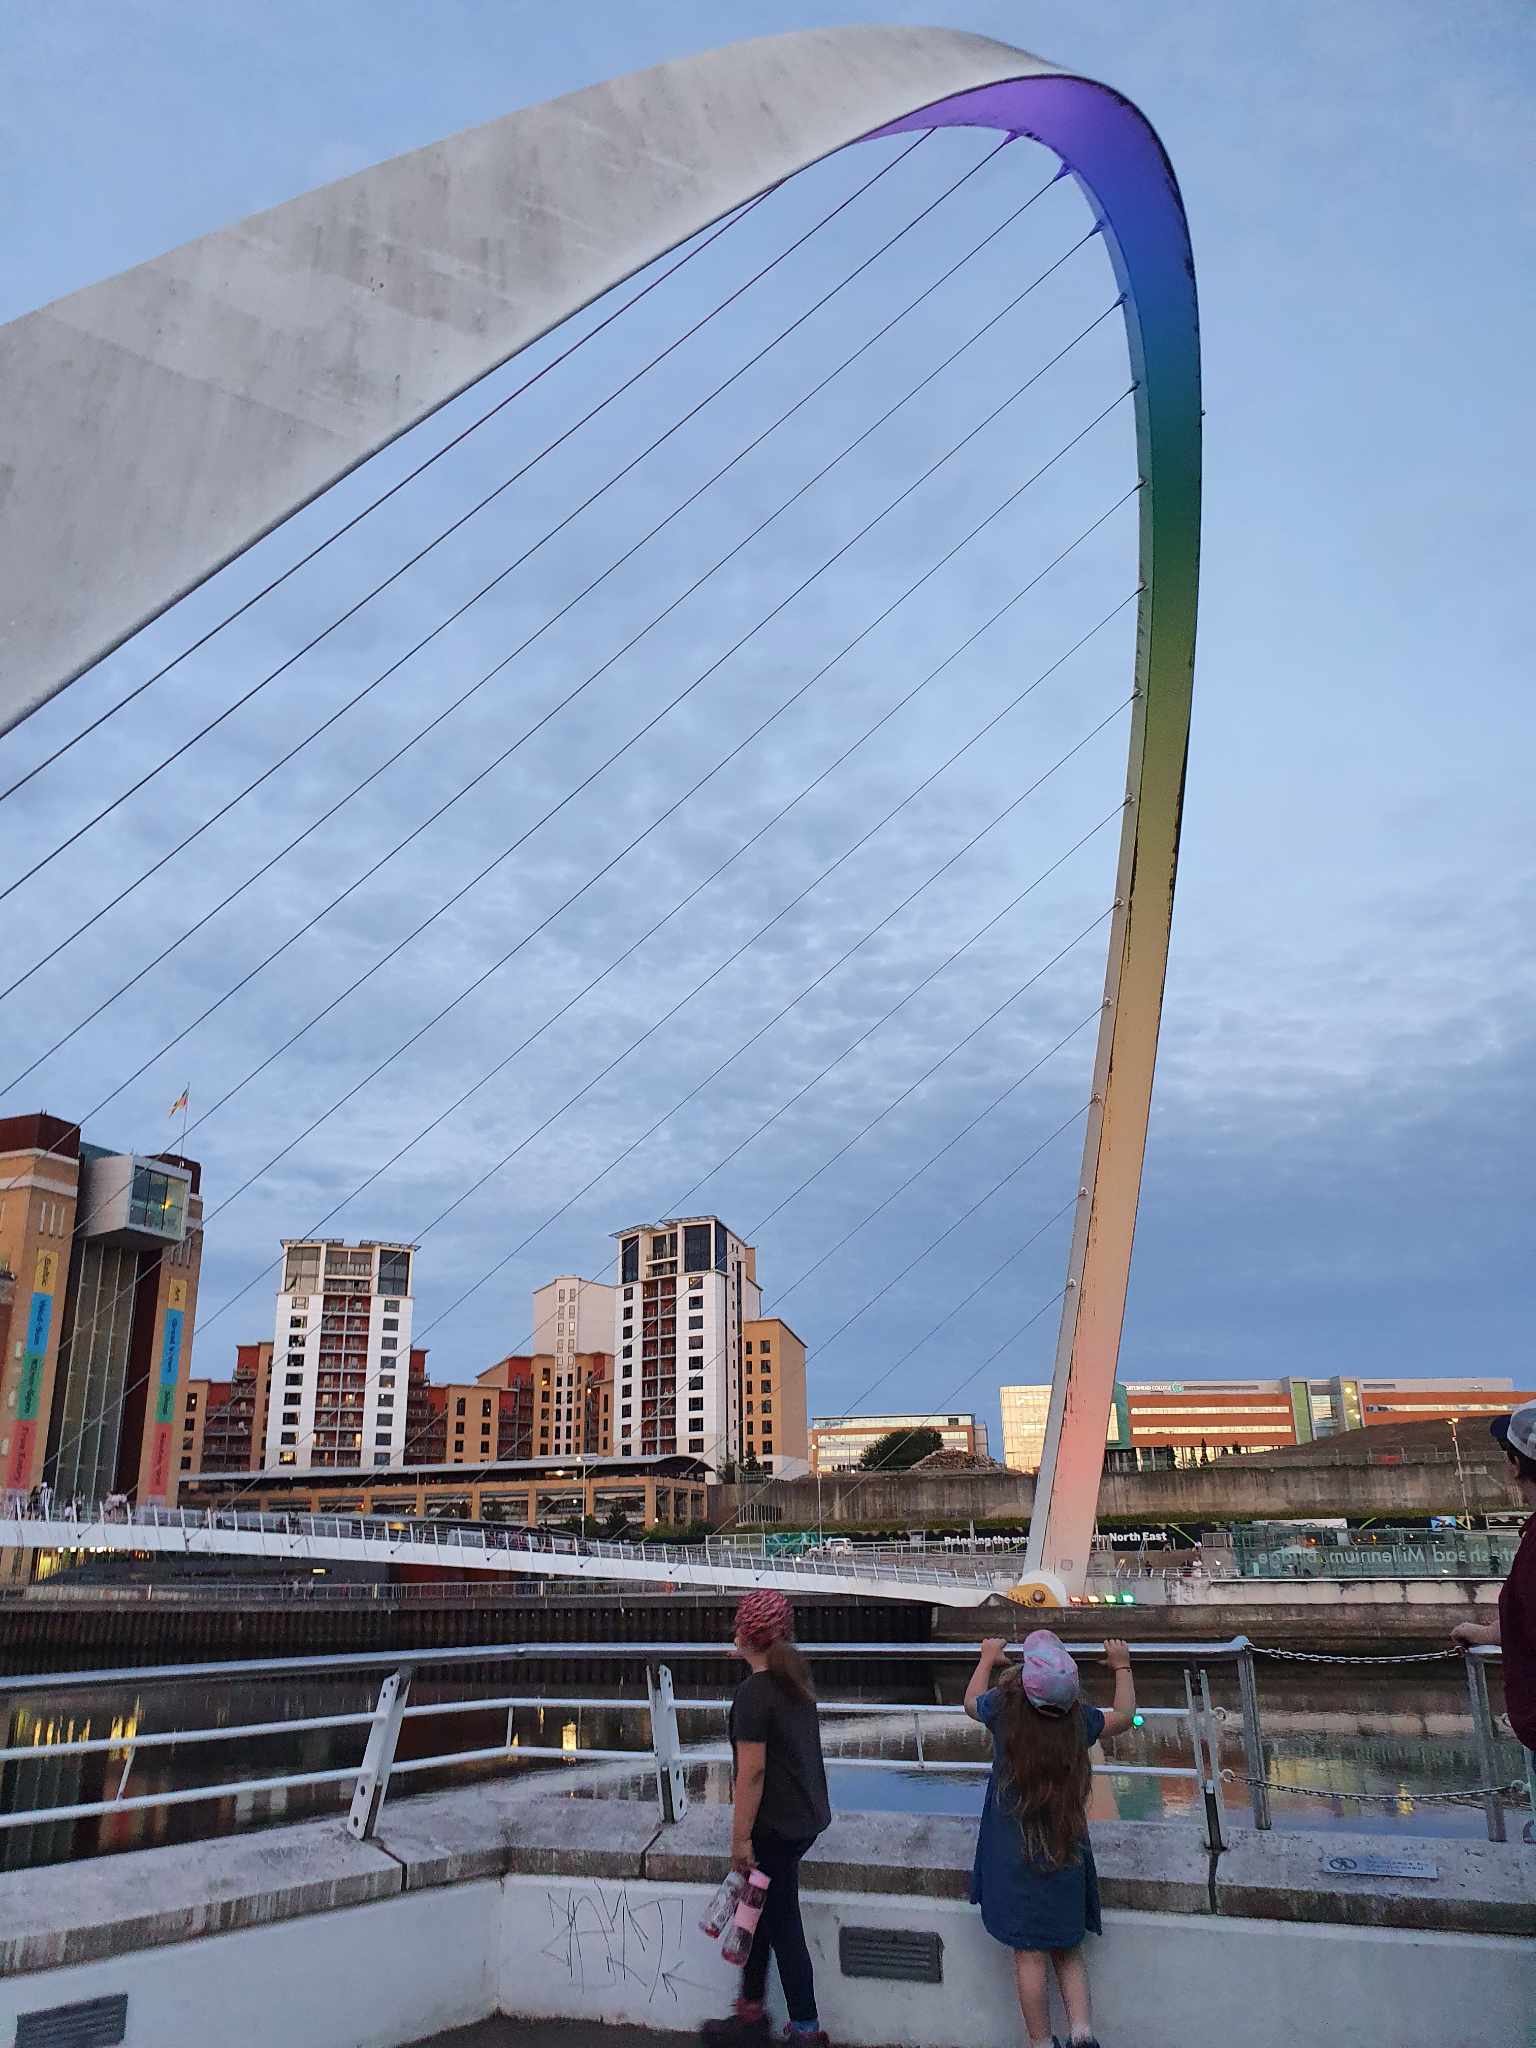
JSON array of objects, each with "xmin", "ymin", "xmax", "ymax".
[
  {"xmin": 994, "ymin": 1672, "xmax": 1090, "ymax": 1870},
  {"xmin": 764, "ymin": 1637, "xmax": 816, "ymax": 1705}
]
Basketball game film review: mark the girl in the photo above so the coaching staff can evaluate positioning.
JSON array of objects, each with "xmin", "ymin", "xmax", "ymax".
[
  {"xmin": 704, "ymin": 1590, "xmax": 832, "ymax": 2046},
  {"xmin": 965, "ymin": 1631, "xmax": 1136, "ymax": 2048}
]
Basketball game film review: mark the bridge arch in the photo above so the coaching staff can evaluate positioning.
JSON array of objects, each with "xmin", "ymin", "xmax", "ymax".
[{"xmin": 0, "ymin": 26, "xmax": 1199, "ymax": 1596}]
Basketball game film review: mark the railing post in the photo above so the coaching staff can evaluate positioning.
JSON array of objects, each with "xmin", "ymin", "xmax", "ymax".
[
  {"xmin": 1183, "ymin": 1666, "xmax": 1224, "ymax": 1854},
  {"xmin": 1234, "ymin": 1638, "xmax": 1271, "ymax": 1831},
  {"xmin": 347, "ymin": 1664, "xmax": 412, "ymax": 1840},
  {"xmin": 1464, "ymin": 1650, "xmax": 1506, "ymax": 1845},
  {"xmin": 647, "ymin": 1661, "xmax": 688, "ymax": 1824}
]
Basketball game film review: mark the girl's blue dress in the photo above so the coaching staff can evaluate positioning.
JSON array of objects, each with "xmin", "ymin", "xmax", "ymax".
[{"xmin": 970, "ymin": 1687, "xmax": 1105, "ymax": 1951}]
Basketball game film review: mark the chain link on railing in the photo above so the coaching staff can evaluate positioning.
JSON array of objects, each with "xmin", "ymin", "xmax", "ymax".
[
  {"xmin": 1220, "ymin": 1769, "xmax": 1528, "ymax": 1810},
  {"xmin": 1251, "ymin": 1645, "xmax": 1463, "ymax": 1665}
]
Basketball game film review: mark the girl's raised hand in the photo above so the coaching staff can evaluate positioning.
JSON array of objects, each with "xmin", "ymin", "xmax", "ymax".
[
  {"xmin": 1103, "ymin": 1639, "xmax": 1132, "ymax": 1671},
  {"xmin": 979, "ymin": 1636, "xmax": 1010, "ymax": 1664}
]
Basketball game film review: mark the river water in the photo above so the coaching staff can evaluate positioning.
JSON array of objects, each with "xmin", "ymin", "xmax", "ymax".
[{"xmin": 1, "ymin": 1659, "xmax": 1524, "ymax": 1872}]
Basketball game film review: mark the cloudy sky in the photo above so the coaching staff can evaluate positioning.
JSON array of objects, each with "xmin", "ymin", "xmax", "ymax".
[{"xmin": 1, "ymin": 0, "xmax": 1531, "ymax": 1459}]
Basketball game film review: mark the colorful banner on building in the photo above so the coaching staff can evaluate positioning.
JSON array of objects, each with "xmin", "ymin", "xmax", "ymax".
[
  {"xmin": 7, "ymin": 1248, "xmax": 60, "ymax": 1489},
  {"xmin": 146, "ymin": 1279, "xmax": 187, "ymax": 1501}
]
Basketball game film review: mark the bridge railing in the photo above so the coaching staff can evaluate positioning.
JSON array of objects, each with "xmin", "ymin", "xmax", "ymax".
[
  {"xmin": 8, "ymin": 1500, "xmax": 1010, "ymax": 1591},
  {"xmin": 0, "ymin": 1637, "xmax": 1524, "ymax": 1861}
]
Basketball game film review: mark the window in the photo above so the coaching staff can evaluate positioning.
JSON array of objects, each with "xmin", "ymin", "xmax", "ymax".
[
  {"xmin": 689, "ymin": 1397, "xmax": 704, "ymax": 1413},
  {"xmin": 761, "ymin": 1434, "xmax": 773, "ymax": 1452},
  {"xmin": 622, "ymin": 1344, "xmax": 632, "ymax": 1359},
  {"xmin": 280, "ymin": 1430, "xmax": 297, "ymax": 1445},
  {"xmin": 761, "ymin": 1400, "xmax": 772, "ymax": 1416},
  {"xmin": 455, "ymin": 1397, "xmax": 466, "ymax": 1416},
  {"xmin": 379, "ymin": 1374, "xmax": 395, "ymax": 1389},
  {"xmin": 287, "ymin": 1351, "xmax": 306, "ymax": 1367},
  {"xmin": 759, "ymin": 1343, "xmax": 771, "ymax": 1357},
  {"xmin": 380, "ymin": 1336, "xmax": 398, "ymax": 1352},
  {"xmin": 289, "ymin": 1316, "xmax": 305, "ymax": 1329},
  {"xmin": 689, "ymin": 1437, "xmax": 706, "ymax": 1453},
  {"xmin": 378, "ymin": 1394, "xmax": 394, "ymax": 1409},
  {"xmin": 689, "ymin": 1336, "xmax": 703, "ymax": 1351},
  {"xmin": 621, "ymin": 1403, "xmax": 632, "ymax": 1418},
  {"xmin": 688, "ymin": 1315, "xmax": 703, "ymax": 1330},
  {"xmin": 384, "ymin": 1299, "xmax": 400, "ymax": 1313},
  {"xmin": 279, "ymin": 1449, "xmax": 296, "ymax": 1465},
  {"xmin": 624, "ymin": 1285, "xmax": 634, "ymax": 1300},
  {"xmin": 180, "ymin": 1455, "xmax": 192, "ymax": 1470},
  {"xmin": 382, "ymin": 1317, "xmax": 399, "ymax": 1332},
  {"xmin": 376, "ymin": 1432, "xmax": 392, "ymax": 1447},
  {"xmin": 374, "ymin": 1452, "xmax": 391, "ymax": 1465},
  {"xmin": 745, "ymin": 1341, "xmax": 754, "ymax": 1354}
]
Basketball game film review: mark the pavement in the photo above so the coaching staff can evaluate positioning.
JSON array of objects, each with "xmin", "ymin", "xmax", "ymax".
[{"xmin": 407, "ymin": 2026, "xmax": 700, "ymax": 2047}]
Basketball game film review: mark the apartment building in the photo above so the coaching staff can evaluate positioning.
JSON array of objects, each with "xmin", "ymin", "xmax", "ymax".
[
  {"xmin": 264, "ymin": 1240, "xmax": 417, "ymax": 1468},
  {"xmin": 741, "ymin": 1318, "xmax": 808, "ymax": 1473},
  {"xmin": 531, "ymin": 1277, "xmax": 615, "ymax": 1460},
  {"xmin": 0, "ymin": 1111, "xmax": 202, "ymax": 1505},
  {"xmin": 999, "ymin": 1375, "xmax": 1536, "ymax": 1471},
  {"xmin": 612, "ymin": 1217, "xmax": 759, "ymax": 1470},
  {"xmin": 475, "ymin": 1355, "xmax": 536, "ymax": 1461},
  {"xmin": 809, "ymin": 1411, "xmax": 988, "ymax": 1474}
]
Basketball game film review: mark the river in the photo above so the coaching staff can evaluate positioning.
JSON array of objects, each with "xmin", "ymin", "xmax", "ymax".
[{"xmin": 1, "ymin": 1655, "xmax": 1523, "ymax": 1872}]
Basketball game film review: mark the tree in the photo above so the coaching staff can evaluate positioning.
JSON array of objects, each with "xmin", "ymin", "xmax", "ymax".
[{"xmin": 858, "ymin": 1426, "xmax": 943, "ymax": 1472}]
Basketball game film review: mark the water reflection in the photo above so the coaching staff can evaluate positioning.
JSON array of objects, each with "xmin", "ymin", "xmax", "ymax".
[{"xmin": 1, "ymin": 1661, "xmax": 1524, "ymax": 1869}]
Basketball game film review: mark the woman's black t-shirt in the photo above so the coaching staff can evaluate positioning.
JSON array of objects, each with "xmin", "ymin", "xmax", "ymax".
[{"xmin": 729, "ymin": 1669, "xmax": 831, "ymax": 1842}]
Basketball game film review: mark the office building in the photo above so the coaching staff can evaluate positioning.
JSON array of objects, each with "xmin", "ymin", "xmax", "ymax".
[
  {"xmin": 265, "ymin": 1240, "xmax": 417, "ymax": 1468},
  {"xmin": 178, "ymin": 1378, "xmax": 228, "ymax": 1476},
  {"xmin": 809, "ymin": 1411, "xmax": 989, "ymax": 1474},
  {"xmin": 612, "ymin": 1217, "xmax": 760, "ymax": 1470},
  {"xmin": 998, "ymin": 1375, "xmax": 1536, "ymax": 1471},
  {"xmin": 531, "ymin": 1276, "xmax": 615, "ymax": 1459},
  {"xmin": 0, "ymin": 1111, "xmax": 202, "ymax": 1506},
  {"xmin": 741, "ymin": 1318, "xmax": 809, "ymax": 1473}
]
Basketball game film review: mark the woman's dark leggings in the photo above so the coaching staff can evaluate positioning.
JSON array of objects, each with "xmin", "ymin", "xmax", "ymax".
[{"xmin": 743, "ymin": 1827, "xmax": 819, "ymax": 2024}]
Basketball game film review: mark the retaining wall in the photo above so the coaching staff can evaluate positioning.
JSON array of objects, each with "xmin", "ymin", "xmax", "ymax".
[{"xmin": 1, "ymin": 1785, "xmax": 1529, "ymax": 2048}]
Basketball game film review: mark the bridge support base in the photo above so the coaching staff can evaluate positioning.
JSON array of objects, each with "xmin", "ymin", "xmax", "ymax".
[{"xmin": 1003, "ymin": 1571, "xmax": 1070, "ymax": 1610}]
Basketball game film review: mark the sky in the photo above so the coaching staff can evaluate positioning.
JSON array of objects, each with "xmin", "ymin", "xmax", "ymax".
[{"xmin": 0, "ymin": 0, "xmax": 1531, "ymax": 1459}]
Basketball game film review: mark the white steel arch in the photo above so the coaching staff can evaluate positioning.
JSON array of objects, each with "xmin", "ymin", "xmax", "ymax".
[{"xmin": 0, "ymin": 26, "xmax": 1200, "ymax": 1599}]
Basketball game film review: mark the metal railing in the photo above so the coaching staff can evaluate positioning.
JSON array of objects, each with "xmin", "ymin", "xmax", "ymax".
[
  {"xmin": 3, "ymin": 1501, "xmax": 1010, "ymax": 1592},
  {"xmin": 1, "ymin": 1634, "xmax": 1525, "ymax": 1859}
]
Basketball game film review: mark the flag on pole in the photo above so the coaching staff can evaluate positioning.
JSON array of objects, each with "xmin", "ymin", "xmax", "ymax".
[{"xmin": 168, "ymin": 1088, "xmax": 189, "ymax": 1119}]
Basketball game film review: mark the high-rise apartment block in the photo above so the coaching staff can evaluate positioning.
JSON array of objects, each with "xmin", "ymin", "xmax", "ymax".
[
  {"xmin": 613, "ymin": 1218, "xmax": 754, "ymax": 1468},
  {"xmin": 609, "ymin": 1219, "xmax": 807, "ymax": 1474},
  {"xmin": 531, "ymin": 1277, "xmax": 615, "ymax": 1459},
  {"xmin": 265, "ymin": 1240, "xmax": 416, "ymax": 1468},
  {"xmin": 0, "ymin": 1112, "xmax": 202, "ymax": 1505}
]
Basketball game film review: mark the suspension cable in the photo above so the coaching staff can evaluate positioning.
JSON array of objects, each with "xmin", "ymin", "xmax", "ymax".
[
  {"xmin": 0, "ymin": 134, "xmax": 947, "ymax": 901},
  {"xmin": 7, "ymin": 189, "xmax": 1088, "ymax": 1073},
  {"xmin": 0, "ymin": 183, "xmax": 789, "ymax": 808},
  {"xmin": 38, "ymin": 496, "xmax": 1133, "ymax": 1482},
  {"xmin": 62, "ymin": 370, "xmax": 1133, "ymax": 1203}
]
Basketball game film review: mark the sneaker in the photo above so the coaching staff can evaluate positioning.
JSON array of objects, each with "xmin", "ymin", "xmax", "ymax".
[
  {"xmin": 781, "ymin": 2031, "xmax": 831, "ymax": 2047},
  {"xmin": 700, "ymin": 2011, "xmax": 769, "ymax": 2043}
]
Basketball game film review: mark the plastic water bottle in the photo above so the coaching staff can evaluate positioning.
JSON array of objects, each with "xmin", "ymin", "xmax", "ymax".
[
  {"xmin": 699, "ymin": 1868, "xmax": 747, "ymax": 1939},
  {"xmin": 719, "ymin": 1870, "xmax": 771, "ymax": 1965}
]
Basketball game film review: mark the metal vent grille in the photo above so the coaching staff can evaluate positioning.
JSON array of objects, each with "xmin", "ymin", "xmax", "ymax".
[
  {"xmin": 838, "ymin": 1925, "xmax": 943, "ymax": 1984},
  {"xmin": 16, "ymin": 1995, "xmax": 128, "ymax": 2048}
]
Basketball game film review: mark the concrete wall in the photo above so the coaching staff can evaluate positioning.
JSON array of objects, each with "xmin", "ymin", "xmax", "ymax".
[
  {"xmin": 2, "ymin": 1792, "xmax": 1530, "ymax": 2048},
  {"xmin": 714, "ymin": 1454, "xmax": 1511, "ymax": 1528}
]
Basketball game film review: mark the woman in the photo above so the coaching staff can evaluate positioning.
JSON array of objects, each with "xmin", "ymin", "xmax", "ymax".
[{"xmin": 704, "ymin": 1590, "xmax": 832, "ymax": 2045}]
